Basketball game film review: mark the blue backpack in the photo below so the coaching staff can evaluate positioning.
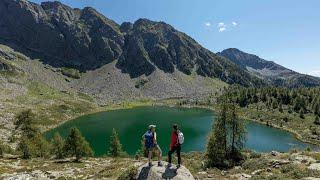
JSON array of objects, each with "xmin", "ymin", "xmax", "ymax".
[{"xmin": 144, "ymin": 131, "xmax": 154, "ymax": 148}]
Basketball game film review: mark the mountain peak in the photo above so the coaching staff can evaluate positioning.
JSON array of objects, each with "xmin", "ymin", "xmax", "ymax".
[{"xmin": 219, "ymin": 48, "xmax": 320, "ymax": 87}]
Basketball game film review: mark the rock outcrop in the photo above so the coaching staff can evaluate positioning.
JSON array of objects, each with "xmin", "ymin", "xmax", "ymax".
[{"xmin": 136, "ymin": 161, "xmax": 194, "ymax": 180}]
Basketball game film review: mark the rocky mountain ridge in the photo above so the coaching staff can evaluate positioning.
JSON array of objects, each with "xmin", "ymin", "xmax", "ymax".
[
  {"xmin": 218, "ymin": 48, "xmax": 320, "ymax": 87},
  {"xmin": 0, "ymin": 0, "xmax": 265, "ymax": 88}
]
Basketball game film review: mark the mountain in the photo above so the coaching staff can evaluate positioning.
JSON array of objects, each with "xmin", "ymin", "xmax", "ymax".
[
  {"xmin": 0, "ymin": 0, "xmax": 265, "ymax": 89},
  {"xmin": 218, "ymin": 48, "xmax": 320, "ymax": 88}
]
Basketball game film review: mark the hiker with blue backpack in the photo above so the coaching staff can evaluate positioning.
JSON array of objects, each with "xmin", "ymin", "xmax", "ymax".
[
  {"xmin": 168, "ymin": 124, "xmax": 184, "ymax": 168},
  {"xmin": 143, "ymin": 125, "xmax": 163, "ymax": 167}
]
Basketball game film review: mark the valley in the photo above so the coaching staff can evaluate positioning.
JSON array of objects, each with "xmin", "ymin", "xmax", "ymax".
[{"xmin": 0, "ymin": 0, "xmax": 320, "ymax": 179}]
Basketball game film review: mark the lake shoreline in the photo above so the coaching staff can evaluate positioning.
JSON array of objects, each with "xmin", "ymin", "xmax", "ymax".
[
  {"xmin": 44, "ymin": 100, "xmax": 318, "ymax": 156},
  {"xmin": 42, "ymin": 98, "xmax": 319, "ymax": 152}
]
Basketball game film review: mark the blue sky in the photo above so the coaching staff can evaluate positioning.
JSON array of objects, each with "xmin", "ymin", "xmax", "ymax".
[{"xmin": 30, "ymin": 0, "xmax": 320, "ymax": 77}]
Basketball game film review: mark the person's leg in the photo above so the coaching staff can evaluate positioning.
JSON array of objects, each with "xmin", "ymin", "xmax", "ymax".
[
  {"xmin": 168, "ymin": 148, "xmax": 174, "ymax": 164},
  {"xmin": 177, "ymin": 145, "xmax": 181, "ymax": 166},
  {"xmin": 156, "ymin": 145, "xmax": 162, "ymax": 160},
  {"xmin": 148, "ymin": 148, "xmax": 152, "ymax": 166},
  {"xmin": 156, "ymin": 145, "xmax": 163, "ymax": 166}
]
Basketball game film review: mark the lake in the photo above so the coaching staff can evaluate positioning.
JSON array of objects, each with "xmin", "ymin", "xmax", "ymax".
[{"xmin": 45, "ymin": 106, "xmax": 317, "ymax": 156}]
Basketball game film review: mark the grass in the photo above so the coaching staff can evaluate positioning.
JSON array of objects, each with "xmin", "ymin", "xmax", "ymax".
[
  {"xmin": 61, "ymin": 67, "xmax": 81, "ymax": 79},
  {"xmin": 237, "ymin": 103, "xmax": 320, "ymax": 145}
]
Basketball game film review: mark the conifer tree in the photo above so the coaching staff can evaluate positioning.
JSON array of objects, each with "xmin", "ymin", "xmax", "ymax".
[
  {"xmin": 228, "ymin": 104, "xmax": 246, "ymax": 157},
  {"xmin": 108, "ymin": 128, "xmax": 123, "ymax": 157},
  {"xmin": 279, "ymin": 103, "xmax": 283, "ymax": 113},
  {"xmin": 315, "ymin": 116, "xmax": 320, "ymax": 125},
  {"xmin": 15, "ymin": 110, "xmax": 38, "ymax": 138},
  {"xmin": 17, "ymin": 137, "xmax": 33, "ymax": 159},
  {"xmin": 51, "ymin": 132, "xmax": 65, "ymax": 159},
  {"xmin": 299, "ymin": 109, "xmax": 305, "ymax": 119},
  {"xmin": 206, "ymin": 103, "xmax": 228, "ymax": 167},
  {"xmin": 64, "ymin": 127, "xmax": 93, "ymax": 161}
]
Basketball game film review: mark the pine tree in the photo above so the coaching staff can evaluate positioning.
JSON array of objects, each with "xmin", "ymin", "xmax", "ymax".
[
  {"xmin": 17, "ymin": 137, "xmax": 33, "ymax": 159},
  {"xmin": 228, "ymin": 104, "xmax": 246, "ymax": 158},
  {"xmin": 272, "ymin": 99, "xmax": 278, "ymax": 109},
  {"xmin": 15, "ymin": 109, "xmax": 38, "ymax": 138},
  {"xmin": 206, "ymin": 103, "xmax": 228, "ymax": 167},
  {"xmin": 64, "ymin": 127, "xmax": 93, "ymax": 161},
  {"xmin": 33, "ymin": 134, "xmax": 50, "ymax": 158},
  {"xmin": 108, "ymin": 128, "xmax": 123, "ymax": 157},
  {"xmin": 279, "ymin": 103, "xmax": 283, "ymax": 113},
  {"xmin": 51, "ymin": 132, "xmax": 65, "ymax": 159},
  {"xmin": 299, "ymin": 109, "xmax": 305, "ymax": 119},
  {"xmin": 0, "ymin": 140, "xmax": 3, "ymax": 158},
  {"xmin": 136, "ymin": 139, "xmax": 147, "ymax": 158},
  {"xmin": 15, "ymin": 110, "xmax": 50, "ymax": 159},
  {"xmin": 315, "ymin": 116, "xmax": 320, "ymax": 125}
]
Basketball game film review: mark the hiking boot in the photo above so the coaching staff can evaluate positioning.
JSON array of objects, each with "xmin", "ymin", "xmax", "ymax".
[
  {"xmin": 167, "ymin": 163, "xmax": 172, "ymax": 168},
  {"xmin": 176, "ymin": 164, "xmax": 181, "ymax": 168},
  {"xmin": 158, "ymin": 161, "xmax": 163, "ymax": 167},
  {"xmin": 148, "ymin": 162, "xmax": 153, "ymax": 167}
]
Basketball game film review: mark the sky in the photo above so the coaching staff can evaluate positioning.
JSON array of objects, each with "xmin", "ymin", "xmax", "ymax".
[{"xmin": 30, "ymin": 0, "xmax": 320, "ymax": 77}]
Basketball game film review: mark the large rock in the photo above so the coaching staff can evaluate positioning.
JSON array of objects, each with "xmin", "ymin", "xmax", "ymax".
[{"xmin": 136, "ymin": 161, "xmax": 194, "ymax": 180}]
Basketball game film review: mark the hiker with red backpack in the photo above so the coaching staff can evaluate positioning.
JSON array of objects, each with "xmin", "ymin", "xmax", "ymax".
[
  {"xmin": 143, "ymin": 125, "xmax": 163, "ymax": 167},
  {"xmin": 168, "ymin": 124, "xmax": 184, "ymax": 168}
]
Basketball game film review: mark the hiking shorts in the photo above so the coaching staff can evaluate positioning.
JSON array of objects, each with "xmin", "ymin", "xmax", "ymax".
[{"xmin": 147, "ymin": 144, "xmax": 162, "ymax": 154}]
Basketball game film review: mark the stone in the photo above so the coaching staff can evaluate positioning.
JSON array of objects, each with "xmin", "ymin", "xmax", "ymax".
[
  {"xmin": 291, "ymin": 154, "xmax": 316, "ymax": 164},
  {"xmin": 271, "ymin": 151, "xmax": 280, "ymax": 156},
  {"xmin": 308, "ymin": 163, "xmax": 320, "ymax": 171},
  {"xmin": 232, "ymin": 173, "xmax": 252, "ymax": 180},
  {"xmin": 136, "ymin": 161, "xmax": 194, "ymax": 180},
  {"xmin": 251, "ymin": 169, "xmax": 263, "ymax": 175}
]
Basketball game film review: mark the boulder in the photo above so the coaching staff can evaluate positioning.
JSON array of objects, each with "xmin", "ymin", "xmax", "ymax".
[
  {"xmin": 308, "ymin": 163, "xmax": 320, "ymax": 171},
  {"xmin": 136, "ymin": 161, "xmax": 194, "ymax": 180}
]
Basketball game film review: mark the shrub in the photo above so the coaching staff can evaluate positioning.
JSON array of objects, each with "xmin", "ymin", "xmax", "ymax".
[
  {"xmin": 61, "ymin": 67, "xmax": 81, "ymax": 79},
  {"xmin": 117, "ymin": 166, "xmax": 137, "ymax": 180},
  {"xmin": 135, "ymin": 78, "xmax": 148, "ymax": 88}
]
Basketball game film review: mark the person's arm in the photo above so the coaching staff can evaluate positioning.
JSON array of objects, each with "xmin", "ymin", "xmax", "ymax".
[
  {"xmin": 169, "ymin": 132, "xmax": 175, "ymax": 150},
  {"xmin": 154, "ymin": 132, "xmax": 157, "ymax": 144}
]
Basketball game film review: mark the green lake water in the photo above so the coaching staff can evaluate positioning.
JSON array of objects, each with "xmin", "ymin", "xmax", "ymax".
[{"xmin": 45, "ymin": 106, "xmax": 318, "ymax": 156}]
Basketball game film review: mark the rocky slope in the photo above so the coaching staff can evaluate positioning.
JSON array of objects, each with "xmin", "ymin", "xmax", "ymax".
[
  {"xmin": 218, "ymin": 48, "xmax": 320, "ymax": 88},
  {"xmin": 1, "ymin": 151, "xmax": 320, "ymax": 179},
  {"xmin": 0, "ymin": 0, "xmax": 265, "ymax": 88}
]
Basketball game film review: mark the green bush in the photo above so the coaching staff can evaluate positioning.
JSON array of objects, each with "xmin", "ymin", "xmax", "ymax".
[
  {"xmin": 117, "ymin": 166, "xmax": 137, "ymax": 180},
  {"xmin": 61, "ymin": 67, "xmax": 81, "ymax": 79}
]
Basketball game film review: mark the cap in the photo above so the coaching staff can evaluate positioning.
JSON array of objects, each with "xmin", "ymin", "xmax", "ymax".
[{"xmin": 149, "ymin": 125, "xmax": 156, "ymax": 129}]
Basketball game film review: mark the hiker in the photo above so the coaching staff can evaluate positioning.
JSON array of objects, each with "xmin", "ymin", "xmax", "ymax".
[
  {"xmin": 142, "ymin": 125, "xmax": 163, "ymax": 167},
  {"xmin": 168, "ymin": 124, "xmax": 184, "ymax": 168}
]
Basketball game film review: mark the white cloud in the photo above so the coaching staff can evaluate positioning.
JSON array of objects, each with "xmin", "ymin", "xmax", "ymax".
[
  {"xmin": 204, "ymin": 22, "xmax": 211, "ymax": 27},
  {"xmin": 219, "ymin": 27, "xmax": 226, "ymax": 32},
  {"xmin": 218, "ymin": 22, "xmax": 225, "ymax": 27},
  {"xmin": 308, "ymin": 70, "xmax": 320, "ymax": 77},
  {"xmin": 232, "ymin": 21, "xmax": 238, "ymax": 26},
  {"xmin": 217, "ymin": 22, "xmax": 227, "ymax": 32}
]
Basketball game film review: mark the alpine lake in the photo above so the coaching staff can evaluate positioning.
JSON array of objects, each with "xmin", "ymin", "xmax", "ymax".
[{"xmin": 45, "ymin": 106, "xmax": 318, "ymax": 156}]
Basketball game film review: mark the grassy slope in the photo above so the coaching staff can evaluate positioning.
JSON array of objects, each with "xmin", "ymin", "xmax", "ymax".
[{"xmin": 237, "ymin": 103, "xmax": 319, "ymax": 145}]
